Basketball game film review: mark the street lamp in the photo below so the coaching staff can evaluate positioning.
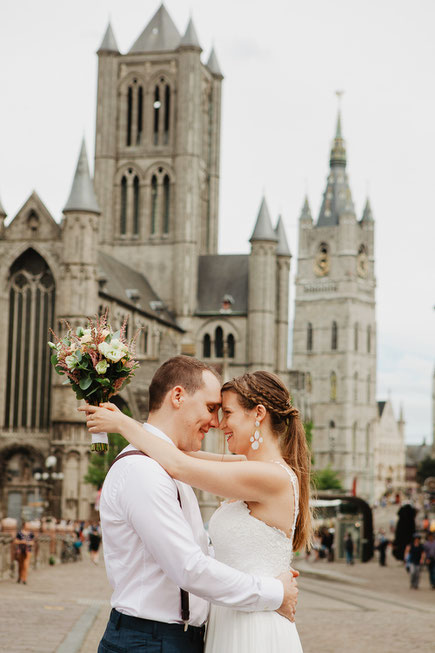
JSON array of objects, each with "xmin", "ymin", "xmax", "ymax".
[{"xmin": 32, "ymin": 456, "xmax": 64, "ymax": 519}]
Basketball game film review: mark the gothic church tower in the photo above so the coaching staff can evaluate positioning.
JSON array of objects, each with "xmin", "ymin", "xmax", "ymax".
[
  {"xmin": 94, "ymin": 5, "xmax": 223, "ymax": 324},
  {"xmin": 292, "ymin": 113, "xmax": 377, "ymax": 497}
]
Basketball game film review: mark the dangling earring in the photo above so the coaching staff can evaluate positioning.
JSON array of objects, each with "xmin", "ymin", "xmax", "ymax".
[{"xmin": 250, "ymin": 420, "xmax": 263, "ymax": 450}]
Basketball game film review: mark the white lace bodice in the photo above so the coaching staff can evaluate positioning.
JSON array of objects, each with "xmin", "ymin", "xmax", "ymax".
[{"xmin": 208, "ymin": 463, "xmax": 299, "ymax": 576}]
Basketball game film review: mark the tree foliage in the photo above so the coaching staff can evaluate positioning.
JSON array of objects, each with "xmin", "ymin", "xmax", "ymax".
[
  {"xmin": 84, "ymin": 405, "xmax": 132, "ymax": 489},
  {"xmin": 416, "ymin": 456, "xmax": 435, "ymax": 486},
  {"xmin": 313, "ymin": 465, "xmax": 343, "ymax": 491}
]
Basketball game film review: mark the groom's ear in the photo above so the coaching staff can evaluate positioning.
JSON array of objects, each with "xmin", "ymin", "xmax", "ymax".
[{"xmin": 169, "ymin": 385, "xmax": 185, "ymax": 409}]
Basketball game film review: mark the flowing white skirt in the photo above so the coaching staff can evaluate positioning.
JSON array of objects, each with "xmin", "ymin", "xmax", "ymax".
[{"xmin": 205, "ymin": 604, "xmax": 303, "ymax": 653}]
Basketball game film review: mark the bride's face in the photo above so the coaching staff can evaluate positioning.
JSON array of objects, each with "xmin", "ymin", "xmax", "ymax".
[{"xmin": 220, "ymin": 391, "xmax": 256, "ymax": 455}]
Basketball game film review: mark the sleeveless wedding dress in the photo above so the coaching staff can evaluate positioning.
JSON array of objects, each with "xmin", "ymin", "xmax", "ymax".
[{"xmin": 205, "ymin": 463, "xmax": 303, "ymax": 652}]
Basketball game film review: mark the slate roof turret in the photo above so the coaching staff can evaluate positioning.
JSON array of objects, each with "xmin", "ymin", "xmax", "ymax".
[
  {"xmin": 361, "ymin": 197, "xmax": 374, "ymax": 222},
  {"xmin": 179, "ymin": 17, "xmax": 201, "ymax": 49},
  {"xmin": 299, "ymin": 196, "xmax": 313, "ymax": 221},
  {"xmin": 250, "ymin": 197, "xmax": 278, "ymax": 243},
  {"xmin": 64, "ymin": 139, "xmax": 100, "ymax": 214},
  {"xmin": 129, "ymin": 4, "xmax": 180, "ymax": 53},
  {"xmin": 206, "ymin": 47, "xmax": 223, "ymax": 77},
  {"xmin": 98, "ymin": 22, "xmax": 119, "ymax": 53},
  {"xmin": 275, "ymin": 215, "xmax": 291, "ymax": 257}
]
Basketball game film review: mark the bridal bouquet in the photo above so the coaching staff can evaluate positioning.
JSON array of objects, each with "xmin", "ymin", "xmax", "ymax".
[{"xmin": 48, "ymin": 313, "xmax": 139, "ymax": 452}]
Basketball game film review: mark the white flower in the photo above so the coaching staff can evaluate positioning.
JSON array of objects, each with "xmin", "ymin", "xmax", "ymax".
[
  {"xmin": 98, "ymin": 339, "xmax": 128, "ymax": 363},
  {"xmin": 80, "ymin": 329, "xmax": 93, "ymax": 344},
  {"xmin": 65, "ymin": 355, "xmax": 78, "ymax": 370},
  {"xmin": 96, "ymin": 359, "xmax": 109, "ymax": 375}
]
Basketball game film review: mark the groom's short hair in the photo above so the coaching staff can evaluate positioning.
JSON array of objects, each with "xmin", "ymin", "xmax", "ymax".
[{"xmin": 149, "ymin": 355, "xmax": 220, "ymax": 411}]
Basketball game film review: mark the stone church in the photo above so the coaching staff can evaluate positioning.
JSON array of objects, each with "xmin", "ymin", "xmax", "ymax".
[
  {"xmin": 0, "ymin": 5, "xmax": 303, "ymax": 523},
  {"xmin": 0, "ymin": 4, "xmax": 404, "ymax": 523}
]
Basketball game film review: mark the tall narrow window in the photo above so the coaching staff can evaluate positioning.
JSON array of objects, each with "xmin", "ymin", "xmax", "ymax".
[
  {"xmin": 352, "ymin": 422, "xmax": 358, "ymax": 466},
  {"xmin": 365, "ymin": 424, "xmax": 370, "ymax": 465},
  {"xmin": 143, "ymin": 327, "xmax": 149, "ymax": 354},
  {"xmin": 227, "ymin": 333, "xmax": 235, "ymax": 358},
  {"xmin": 137, "ymin": 86, "xmax": 143, "ymax": 145},
  {"xmin": 215, "ymin": 327, "xmax": 223, "ymax": 358},
  {"xmin": 150, "ymin": 175, "xmax": 158, "ymax": 234},
  {"xmin": 307, "ymin": 322, "xmax": 313, "ymax": 351},
  {"xmin": 330, "ymin": 372, "xmax": 337, "ymax": 401},
  {"xmin": 354, "ymin": 372, "xmax": 358, "ymax": 402},
  {"xmin": 163, "ymin": 175, "xmax": 170, "ymax": 234},
  {"xmin": 329, "ymin": 420, "xmax": 336, "ymax": 462},
  {"xmin": 5, "ymin": 249, "xmax": 55, "ymax": 429},
  {"xmin": 354, "ymin": 322, "xmax": 359, "ymax": 351},
  {"xmin": 120, "ymin": 176, "xmax": 127, "ymax": 235},
  {"xmin": 367, "ymin": 325, "xmax": 371, "ymax": 353},
  {"xmin": 331, "ymin": 321, "xmax": 338, "ymax": 350},
  {"xmin": 127, "ymin": 86, "xmax": 133, "ymax": 146},
  {"xmin": 133, "ymin": 176, "xmax": 140, "ymax": 235},
  {"xmin": 367, "ymin": 374, "xmax": 371, "ymax": 403},
  {"xmin": 203, "ymin": 334, "xmax": 211, "ymax": 358},
  {"xmin": 164, "ymin": 85, "xmax": 171, "ymax": 144},
  {"xmin": 153, "ymin": 86, "xmax": 160, "ymax": 145},
  {"xmin": 306, "ymin": 372, "xmax": 312, "ymax": 393}
]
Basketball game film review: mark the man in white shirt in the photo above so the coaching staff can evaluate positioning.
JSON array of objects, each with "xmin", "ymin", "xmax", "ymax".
[{"xmin": 82, "ymin": 355, "xmax": 298, "ymax": 653}]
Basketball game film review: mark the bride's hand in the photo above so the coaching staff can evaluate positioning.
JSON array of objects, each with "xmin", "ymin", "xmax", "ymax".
[
  {"xmin": 77, "ymin": 402, "xmax": 125, "ymax": 434},
  {"xmin": 276, "ymin": 570, "xmax": 298, "ymax": 622}
]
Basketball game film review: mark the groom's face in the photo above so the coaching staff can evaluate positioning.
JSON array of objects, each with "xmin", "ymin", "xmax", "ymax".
[{"xmin": 177, "ymin": 370, "xmax": 221, "ymax": 451}]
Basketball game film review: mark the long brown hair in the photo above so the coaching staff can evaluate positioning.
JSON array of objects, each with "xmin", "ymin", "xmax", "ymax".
[{"xmin": 222, "ymin": 371, "xmax": 313, "ymax": 552}]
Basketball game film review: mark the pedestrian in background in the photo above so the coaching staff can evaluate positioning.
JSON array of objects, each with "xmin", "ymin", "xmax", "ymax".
[
  {"xmin": 88, "ymin": 523, "xmax": 102, "ymax": 564},
  {"xmin": 376, "ymin": 529, "xmax": 389, "ymax": 567},
  {"xmin": 14, "ymin": 522, "xmax": 35, "ymax": 584},
  {"xmin": 345, "ymin": 533, "xmax": 354, "ymax": 565},
  {"xmin": 404, "ymin": 534, "xmax": 425, "ymax": 589},
  {"xmin": 423, "ymin": 532, "xmax": 435, "ymax": 589}
]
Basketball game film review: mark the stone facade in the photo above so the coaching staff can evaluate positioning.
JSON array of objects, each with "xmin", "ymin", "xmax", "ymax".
[
  {"xmin": 0, "ymin": 5, "xmax": 303, "ymax": 523},
  {"xmin": 373, "ymin": 401, "xmax": 406, "ymax": 500}
]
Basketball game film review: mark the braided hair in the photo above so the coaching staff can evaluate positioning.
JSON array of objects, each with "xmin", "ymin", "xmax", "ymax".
[{"xmin": 222, "ymin": 371, "xmax": 313, "ymax": 552}]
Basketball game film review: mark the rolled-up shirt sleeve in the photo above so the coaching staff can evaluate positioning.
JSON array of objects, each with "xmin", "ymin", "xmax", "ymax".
[{"xmin": 120, "ymin": 460, "xmax": 283, "ymax": 612}]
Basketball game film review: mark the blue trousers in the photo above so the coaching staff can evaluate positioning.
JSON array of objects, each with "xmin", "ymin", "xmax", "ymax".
[{"xmin": 98, "ymin": 609, "xmax": 205, "ymax": 653}]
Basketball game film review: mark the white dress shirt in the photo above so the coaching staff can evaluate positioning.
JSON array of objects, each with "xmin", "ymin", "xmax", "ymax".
[{"xmin": 100, "ymin": 423, "xmax": 283, "ymax": 626}]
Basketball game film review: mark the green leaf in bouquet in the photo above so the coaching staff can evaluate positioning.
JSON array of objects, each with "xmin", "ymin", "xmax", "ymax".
[
  {"xmin": 48, "ymin": 341, "xmax": 57, "ymax": 350},
  {"xmin": 62, "ymin": 379, "xmax": 71, "ymax": 385},
  {"xmin": 76, "ymin": 327, "xmax": 84, "ymax": 337},
  {"xmin": 79, "ymin": 376, "xmax": 93, "ymax": 391},
  {"xmin": 62, "ymin": 337, "xmax": 71, "ymax": 346},
  {"xmin": 105, "ymin": 333, "xmax": 112, "ymax": 343},
  {"xmin": 112, "ymin": 330, "xmax": 121, "ymax": 340},
  {"xmin": 86, "ymin": 386, "xmax": 100, "ymax": 397},
  {"xmin": 75, "ymin": 349, "xmax": 82, "ymax": 362},
  {"xmin": 96, "ymin": 377, "xmax": 111, "ymax": 387},
  {"xmin": 50, "ymin": 353, "xmax": 58, "ymax": 366},
  {"xmin": 55, "ymin": 365, "xmax": 64, "ymax": 376}
]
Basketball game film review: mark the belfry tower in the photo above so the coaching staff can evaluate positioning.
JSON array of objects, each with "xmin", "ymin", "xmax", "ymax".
[
  {"xmin": 94, "ymin": 4, "xmax": 223, "ymax": 323},
  {"xmin": 292, "ymin": 111, "xmax": 377, "ymax": 497}
]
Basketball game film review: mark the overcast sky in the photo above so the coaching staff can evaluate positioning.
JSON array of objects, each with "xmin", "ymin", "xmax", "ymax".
[{"xmin": 1, "ymin": 0, "xmax": 434, "ymax": 445}]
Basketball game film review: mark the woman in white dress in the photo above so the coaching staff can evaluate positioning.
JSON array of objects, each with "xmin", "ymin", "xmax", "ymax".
[{"xmin": 90, "ymin": 371, "xmax": 312, "ymax": 652}]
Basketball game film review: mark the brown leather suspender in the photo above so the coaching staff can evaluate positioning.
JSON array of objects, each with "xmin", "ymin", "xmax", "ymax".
[{"xmin": 110, "ymin": 450, "xmax": 190, "ymax": 626}]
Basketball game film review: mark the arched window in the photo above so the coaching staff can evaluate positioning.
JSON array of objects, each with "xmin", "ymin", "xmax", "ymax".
[
  {"xmin": 331, "ymin": 321, "xmax": 338, "ymax": 350},
  {"xmin": 127, "ymin": 86, "xmax": 133, "ymax": 146},
  {"xmin": 5, "ymin": 249, "xmax": 55, "ymax": 429},
  {"xmin": 354, "ymin": 322, "xmax": 359, "ymax": 352},
  {"xmin": 133, "ymin": 176, "xmax": 140, "ymax": 235},
  {"xmin": 203, "ymin": 334, "xmax": 211, "ymax": 358},
  {"xmin": 137, "ymin": 86, "xmax": 143, "ymax": 145},
  {"xmin": 164, "ymin": 85, "xmax": 171, "ymax": 144},
  {"xmin": 354, "ymin": 372, "xmax": 358, "ymax": 402},
  {"xmin": 329, "ymin": 420, "xmax": 336, "ymax": 461},
  {"xmin": 215, "ymin": 327, "xmax": 223, "ymax": 358},
  {"xmin": 367, "ymin": 325, "xmax": 371, "ymax": 353},
  {"xmin": 150, "ymin": 175, "xmax": 158, "ymax": 234},
  {"xmin": 163, "ymin": 175, "xmax": 170, "ymax": 234},
  {"xmin": 227, "ymin": 333, "xmax": 235, "ymax": 358},
  {"xmin": 120, "ymin": 176, "xmax": 127, "ymax": 235},
  {"xmin": 330, "ymin": 372, "xmax": 337, "ymax": 401},
  {"xmin": 307, "ymin": 322, "xmax": 313, "ymax": 351},
  {"xmin": 153, "ymin": 86, "xmax": 160, "ymax": 145},
  {"xmin": 142, "ymin": 326, "xmax": 149, "ymax": 354}
]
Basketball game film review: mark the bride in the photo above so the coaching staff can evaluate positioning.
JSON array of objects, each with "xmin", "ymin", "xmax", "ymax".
[{"xmin": 87, "ymin": 370, "xmax": 312, "ymax": 652}]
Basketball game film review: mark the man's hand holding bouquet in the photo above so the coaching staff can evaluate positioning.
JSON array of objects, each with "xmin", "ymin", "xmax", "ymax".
[{"xmin": 48, "ymin": 313, "xmax": 139, "ymax": 451}]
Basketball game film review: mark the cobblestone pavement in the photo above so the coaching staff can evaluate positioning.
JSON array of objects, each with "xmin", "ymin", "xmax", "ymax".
[{"xmin": 1, "ymin": 549, "xmax": 434, "ymax": 652}]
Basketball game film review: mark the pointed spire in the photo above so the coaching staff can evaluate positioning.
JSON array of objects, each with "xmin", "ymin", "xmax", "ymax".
[
  {"xmin": 0, "ymin": 191, "xmax": 6, "ymax": 217},
  {"xmin": 64, "ymin": 139, "xmax": 100, "ymax": 214},
  {"xmin": 399, "ymin": 403, "xmax": 405, "ymax": 424},
  {"xmin": 207, "ymin": 47, "xmax": 223, "ymax": 77},
  {"xmin": 98, "ymin": 22, "xmax": 119, "ymax": 53},
  {"xmin": 129, "ymin": 4, "xmax": 180, "ymax": 53},
  {"xmin": 179, "ymin": 17, "xmax": 201, "ymax": 49},
  {"xmin": 275, "ymin": 216, "xmax": 291, "ymax": 257},
  {"xmin": 299, "ymin": 196, "xmax": 312, "ymax": 221},
  {"xmin": 250, "ymin": 197, "xmax": 278, "ymax": 243},
  {"xmin": 361, "ymin": 197, "xmax": 374, "ymax": 222},
  {"xmin": 330, "ymin": 110, "xmax": 346, "ymax": 168}
]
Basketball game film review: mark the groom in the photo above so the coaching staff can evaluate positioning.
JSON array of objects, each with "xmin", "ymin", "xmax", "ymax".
[{"xmin": 82, "ymin": 355, "xmax": 299, "ymax": 653}]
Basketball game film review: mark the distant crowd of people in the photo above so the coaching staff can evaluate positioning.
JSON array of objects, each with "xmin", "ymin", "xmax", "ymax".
[{"xmin": 13, "ymin": 519, "xmax": 102, "ymax": 585}]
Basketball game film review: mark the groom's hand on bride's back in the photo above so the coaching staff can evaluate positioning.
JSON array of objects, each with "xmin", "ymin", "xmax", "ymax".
[{"xmin": 276, "ymin": 570, "xmax": 298, "ymax": 622}]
